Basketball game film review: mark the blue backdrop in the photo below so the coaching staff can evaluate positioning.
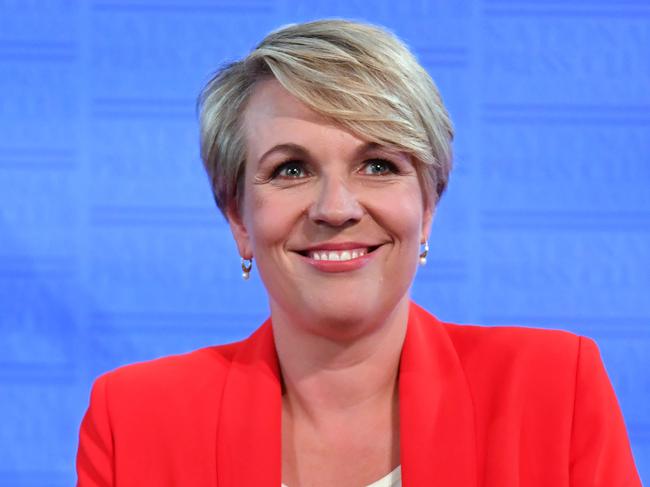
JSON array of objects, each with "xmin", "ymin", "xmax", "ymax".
[{"xmin": 0, "ymin": 1, "xmax": 648, "ymax": 485}]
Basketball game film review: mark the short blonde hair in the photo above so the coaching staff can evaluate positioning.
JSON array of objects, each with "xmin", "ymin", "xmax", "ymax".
[{"xmin": 198, "ymin": 19, "xmax": 453, "ymax": 217}]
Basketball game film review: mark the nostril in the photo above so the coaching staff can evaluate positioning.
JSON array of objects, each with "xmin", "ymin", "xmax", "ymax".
[{"xmin": 308, "ymin": 181, "xmax": 364, "ymax": 225}]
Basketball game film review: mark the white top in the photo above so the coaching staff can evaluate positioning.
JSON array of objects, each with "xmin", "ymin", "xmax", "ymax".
[{"xmin": 282, "ymin": 465, "xmax": 401, "ymax": 487}]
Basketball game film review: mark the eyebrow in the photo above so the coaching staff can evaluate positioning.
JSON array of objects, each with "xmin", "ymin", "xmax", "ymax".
[
  {"xmin": 255, "ymin": 141, "xmax": 401, "ymax": 167},
  {"xmin": 256, "ymin": 143, "xmax": 311, "ymax": 167}
]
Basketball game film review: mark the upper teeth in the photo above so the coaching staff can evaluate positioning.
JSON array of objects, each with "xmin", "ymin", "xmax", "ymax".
[{"xmin": 309, "ymin": 248, "xmax": 367, "ymax": 261}]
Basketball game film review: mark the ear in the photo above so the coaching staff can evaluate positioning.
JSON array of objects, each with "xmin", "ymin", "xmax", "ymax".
[
  {"xmin": 226, "ymin": 203, "xmax": 253, "ymax": 260},
  {"xmin": 421, "ymin": 200, "xmax": 435, "ymax": 244}
]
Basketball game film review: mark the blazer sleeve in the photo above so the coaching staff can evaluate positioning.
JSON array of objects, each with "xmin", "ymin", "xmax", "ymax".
[
  {"xmin": 569, "ymin": 336, "xmax": 642, "ymax": 486},
  {"xmin": 76, "ymin": 374, "xmax": 114, "ymax": 487}
]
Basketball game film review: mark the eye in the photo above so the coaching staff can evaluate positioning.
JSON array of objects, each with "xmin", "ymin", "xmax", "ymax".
[
  {"xmin": 362, "ymin": 159, "xmax": 397, "ymax": 176},
  {"xmin": 273, "ymin": 160, "xmax": 308, "ymax": 179}
]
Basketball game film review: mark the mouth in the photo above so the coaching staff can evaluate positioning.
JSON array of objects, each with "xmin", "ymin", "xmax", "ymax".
[{"xmin": 296, "ymin": 245, "xmax": 382, "ymax": 262}]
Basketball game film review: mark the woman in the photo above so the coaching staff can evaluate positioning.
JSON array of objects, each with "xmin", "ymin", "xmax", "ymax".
[{"xmin": 76, "ymin": 20, "xmax": 641, "ymax": 486}]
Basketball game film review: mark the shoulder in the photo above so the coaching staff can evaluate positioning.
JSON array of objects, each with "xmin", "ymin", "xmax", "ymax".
[
  {"xmin": 442, "ymin": 319, "xmax": 583, "ymax": 368},
  {"xmin": 78, "ymin": 340, "xmax": 255, "ymax": 483},
  {"xmin": 102, "ymin": 340, "xmax": 240, "ymax": 389},
  {"xmin": 423, "ymin": 314, "xmax": 640, "ymax": 484},
  {"xmin": 92, "ymin": 340, "xmax": 244, "ymax": 427},
  {"xmin": 443, "ymin": 318, "xmax": 586, "ymax": 386},
  {"xmin": 111, "ymin": 340, "xmax": 239, "ymax": 377},
  {"xmin": 411, "ymin": 303, "xmax": 591, "ymax": 403},
  {"xmin": 411, "ymin": 301, "xmax": 584, "ymax": 369},
  {"xmin": 438, "ymin": 318, "xmax": 592, "ymax": 413}
]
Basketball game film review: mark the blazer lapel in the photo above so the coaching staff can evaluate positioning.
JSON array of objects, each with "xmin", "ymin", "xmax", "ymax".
[
  {"xmin": 399, "ymin": 302, "xmax": 478, "ymax": 486},
  {"xmin": 217, "ymin": 320, "xmax": 282, "ymax": 486}
]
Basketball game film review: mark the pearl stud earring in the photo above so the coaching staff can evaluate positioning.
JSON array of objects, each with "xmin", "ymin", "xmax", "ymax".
[
  {"xmin": 241, "ymin": 257, "xmax": 253, "ymax": 280},
  {"xmin": 419, "ymin": 241, "xmax": 429, "ymax": 266}
]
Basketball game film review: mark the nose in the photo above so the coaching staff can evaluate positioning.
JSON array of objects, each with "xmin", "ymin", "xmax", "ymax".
[{"xmin": 308, "ymin": 176, "xmax": 364, "ymax": 227}]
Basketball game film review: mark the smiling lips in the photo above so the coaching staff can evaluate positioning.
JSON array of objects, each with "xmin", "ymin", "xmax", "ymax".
[
  {"xmin": 296, "ymin": 243, "xmax": 380, "ymax": 272},
  {"xmin": 309, "ymin": 248, "xmax": 367, "ymax": 261}
]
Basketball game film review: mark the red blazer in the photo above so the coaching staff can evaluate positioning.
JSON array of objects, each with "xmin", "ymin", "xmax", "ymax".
[{"xmin": 76, "ymin": 302, "xmax": 641, "ymax": 486}]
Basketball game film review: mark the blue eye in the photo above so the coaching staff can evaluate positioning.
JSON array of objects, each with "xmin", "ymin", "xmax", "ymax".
[
  {"xmin": 363, "ymin": 159, "xmax": 395, "ymax": 175},
  {"xmin": 274, "ymin": 161, "xmax": 307, "ymax": 179}
]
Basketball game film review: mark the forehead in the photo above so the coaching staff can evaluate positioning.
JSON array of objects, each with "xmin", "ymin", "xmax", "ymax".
[
  {"xmin": 242, "ymin": 79, "xmax": 365, "ymax": 155},
  {"xmin": 244, "ymin": 78, "xmax": 324, "ymax": 126}
]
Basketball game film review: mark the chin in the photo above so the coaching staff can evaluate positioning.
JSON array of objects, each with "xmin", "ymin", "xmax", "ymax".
[{"xmin": 296, "ymin": 291, "xmax": 409, "ymax": 340}]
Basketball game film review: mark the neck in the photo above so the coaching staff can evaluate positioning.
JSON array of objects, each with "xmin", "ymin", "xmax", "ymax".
[{"xmin": 271, "ymin": 297, "xmax": 409, "ymax": 421}]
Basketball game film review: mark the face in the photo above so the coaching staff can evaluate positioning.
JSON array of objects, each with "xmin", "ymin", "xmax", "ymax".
[{"xmin": 228, "ymin": 79, "xmax": 433, "ymax": 338}]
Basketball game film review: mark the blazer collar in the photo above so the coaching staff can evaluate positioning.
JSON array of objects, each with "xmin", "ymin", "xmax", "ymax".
[
  {"xmin": 399, "ymin": 302, "xmax": 478, "ymax": 486},
  {"xmin": 217, "ymin": 320, "xmax": 282, "ymax": 486},
  {"xmin": 216, "ymin": 302, "xmax": 477, "ymax": 486}
]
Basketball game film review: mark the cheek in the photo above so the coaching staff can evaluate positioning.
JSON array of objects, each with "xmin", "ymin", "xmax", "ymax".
[
  {"xmin": 243, "ymin": 187, "xmax": 303, "ymax": 249},
  {"xmin": 244, "ymin": 191, "xmax": 270, "ymax": 246},
  {"xmin": 374, "ymin": 185, "xmax": 425, "ymax": 241}
]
